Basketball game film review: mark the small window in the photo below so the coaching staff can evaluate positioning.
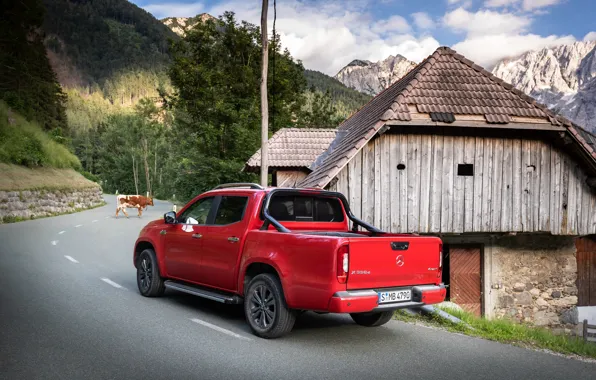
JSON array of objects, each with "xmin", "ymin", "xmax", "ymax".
[
  {"xmin": 178, "ymin": 197, "xmax": 214, "ymax": 225},
  {"xmin": 214, "ymin": 196, "xmax": 248, "ymax": 225},
  {"xmin": 457, "ymin": 164, "xmax": 474, "ymax": 176},
  {"xmin": 268, "ymin": 195, "xmax": 344, "ymax": 222}
]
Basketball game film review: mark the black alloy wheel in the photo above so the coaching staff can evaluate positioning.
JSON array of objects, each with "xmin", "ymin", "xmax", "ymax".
[
  {"xmin": 244, "ymin": 273, "xmax": 296, "ymax": 339},
  {"xmin": 249, "ymin": 284, "xmax": 276, "ymax": 329},
  {"xmin": 136, "ymin": 249, "xmax": 165, "ymax": 297}
]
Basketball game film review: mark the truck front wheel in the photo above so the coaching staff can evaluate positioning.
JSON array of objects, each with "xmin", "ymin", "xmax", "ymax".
[
  {"xmin": 350, "ymin": 311, "xmax": 394, "ymax": 327},
  {"xmin": 244, "ymin": 273, "xmax": 296, "ymax": 339}
]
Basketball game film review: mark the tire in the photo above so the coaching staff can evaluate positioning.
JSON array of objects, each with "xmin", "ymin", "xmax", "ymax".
[
  {"xmin": 136, "ymin": 248, "xmax": 165, "ymax": 297},
  {"xmin": 244, "ymin": 273, "xmax": 296, "ymax": 339},
  {"xmin": 350, "ymin": 311, "xmax": 394, "ymax": 327}
]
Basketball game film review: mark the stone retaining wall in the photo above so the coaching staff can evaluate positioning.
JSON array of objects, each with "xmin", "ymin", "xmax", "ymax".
[
  {"xmin": 0, "ymin": 187, "xmax": 104, "ymax": 223},
  {"xmin": 491, "ymin": 235, "xmax": 578, "ymax": 328}
]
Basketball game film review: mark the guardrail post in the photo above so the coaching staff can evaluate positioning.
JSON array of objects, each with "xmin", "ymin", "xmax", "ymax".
[{"xmin": 584, "ymin": 319, "xmax": 588, "ymax": 343}]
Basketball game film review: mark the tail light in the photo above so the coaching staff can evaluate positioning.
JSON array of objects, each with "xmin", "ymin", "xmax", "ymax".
[
  {"xmin": 438, "ymin": 242, "xmax": 443, "ymax": 278},
  {"xmin": 336, "ymin": 245, "xmax": 349, "ymax": 284}
]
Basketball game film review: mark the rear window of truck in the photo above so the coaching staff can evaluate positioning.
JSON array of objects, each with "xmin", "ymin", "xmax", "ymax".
[{"xmin": 267, "ymin": 195, "xmax": 344, "ymax": 222}]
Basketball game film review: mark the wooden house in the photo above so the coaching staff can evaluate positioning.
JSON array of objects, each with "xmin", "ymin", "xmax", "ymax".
[
  {"xmin": 252, "ymin": 47, "xmax": 596, "ymax": 328},
  {"xmin": 245, "ymin": 128, "xmax": 337, "ymax": 187}
]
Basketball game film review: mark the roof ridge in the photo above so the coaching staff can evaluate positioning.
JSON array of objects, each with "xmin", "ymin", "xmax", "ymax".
[{"xmin": 397, "ymin": 48, "xmax": 445, "ymax": 102}]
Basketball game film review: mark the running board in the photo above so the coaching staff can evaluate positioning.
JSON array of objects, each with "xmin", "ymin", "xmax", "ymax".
[{"xmin": 164, "ymin": 281, "xmax": 242, "ymax": 304}]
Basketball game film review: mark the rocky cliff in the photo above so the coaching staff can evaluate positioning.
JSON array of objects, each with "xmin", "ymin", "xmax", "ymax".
[
  {"xmin": 334, "ymin": 55, "xmax": 417, "ymax": 96},
  {"xmin": 491, "ymin": 41, "xmax": 596, "ymax": 133},
  {"xmin": 161, "ymin": 13, "xmax": 215, "ymax": 36}
]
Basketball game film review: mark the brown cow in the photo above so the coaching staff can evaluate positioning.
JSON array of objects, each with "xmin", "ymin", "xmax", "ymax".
[{"xmin": 115, "ymin": 195, "xmax": 154, "ymax": 218}]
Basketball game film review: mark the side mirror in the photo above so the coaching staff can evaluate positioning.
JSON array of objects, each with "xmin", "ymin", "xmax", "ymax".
[{"xmin": 164, "ymin": 211, "xmax": 177, "ymax": 224}]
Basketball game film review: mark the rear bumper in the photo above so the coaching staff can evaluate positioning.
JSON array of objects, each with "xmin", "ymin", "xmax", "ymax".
[{"xmin": 327, "ymin": 284, "xmax": 446, "ymax": 313}]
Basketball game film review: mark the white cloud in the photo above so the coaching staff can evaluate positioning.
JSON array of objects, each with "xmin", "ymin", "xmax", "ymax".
[
  {"xmin": 202, "ymin": 0, "xmax": 439, "ymax": 75},
  {"xmin": 411, "ymin": 12, "xmax": 435, "ymax": 29},
  {"xmin": 484, "ymin": 0, "xmax": 519, "ymax": 7},
  {"xmin": 447, "ymin": 0, "xmax": 473, "ymax": 8},
  {"xmin": 443, "ymin": 7, "xmax": 531, "ymax": 37},
  {"xmin": 522, "ymin": 0, "xmax": 562, "ymax": 11},
  {"xmin": 452, "ymin": 33, "xmax": 575, "ymax": 69},
  {"xmin": 372, "ymin": 15, "xmax": 411, "ymax": 34},
  {"xmin": 444, "ymin": 6, "xmax": 575, "ymax": 69},
  {"xmin": 584, "ymin": 31, "xmax": 596, "ymax": 42},
  {"xmin": 143, "ymin": 2, "xmax": 205, "ymax": 19}
]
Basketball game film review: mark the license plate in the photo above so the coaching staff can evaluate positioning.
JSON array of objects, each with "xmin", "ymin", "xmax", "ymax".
[{"xmin": 378, "ymin": 290, "xmax": 411, "ymax": 304}]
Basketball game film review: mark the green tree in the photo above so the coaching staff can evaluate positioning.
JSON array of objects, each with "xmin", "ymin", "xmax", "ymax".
[
  {"xmin": 297, "ymin": 89, "xmax": 345, "ymax": 128},
  {"xmin": 167, "ymin": 11, "xmax": 307, "ymax": 161}
]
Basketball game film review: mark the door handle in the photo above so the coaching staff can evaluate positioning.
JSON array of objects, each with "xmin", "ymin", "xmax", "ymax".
[
  {"xmin": 192, "ymin": 233, "xmax": 202, "ymax": 239},
  {"xmin": 227, "ymin": 236, "xmax": 239, "ymax": 243}
]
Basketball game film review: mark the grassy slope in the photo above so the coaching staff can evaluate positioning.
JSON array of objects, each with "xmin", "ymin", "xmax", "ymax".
[
  {"xmin": 0, "ymin": 163, "xmax": 98, "ymax": 192},
  {"xmin": 0, "ymin": 101, "xmax": 81, "ymax": 169}
]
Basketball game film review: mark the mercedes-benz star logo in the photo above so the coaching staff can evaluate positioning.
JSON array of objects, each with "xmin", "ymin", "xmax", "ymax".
[{"xmin": 396, "ymin": 255, "xmax": 405, "ymax": 267}]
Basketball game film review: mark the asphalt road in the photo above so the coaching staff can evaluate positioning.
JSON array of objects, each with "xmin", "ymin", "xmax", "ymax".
[{"xmin": 1, "ymin": 194, "xmax": 594, "ymax": 380}]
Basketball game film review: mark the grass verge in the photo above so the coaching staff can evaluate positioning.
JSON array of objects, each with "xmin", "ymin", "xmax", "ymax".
[
  {"xmin": 393, "ymin": 307, "xmax": 596, "ymax": 359},
  {"xmin": 1, "ymin": 201, "xmax": 107, "ymax": 224},
  {"xmin": 0, "ymin": 163, "xmax": 98, "ymax": 191}
]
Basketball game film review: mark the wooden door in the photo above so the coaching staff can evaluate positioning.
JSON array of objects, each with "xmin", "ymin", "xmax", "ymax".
[
  {"xmin": 576, "ymin": 237, "xmax": 596, "ymax": 306},
  {"xmin": 449, "ymin": 246, "xmax": 482, "ymax": 316}
]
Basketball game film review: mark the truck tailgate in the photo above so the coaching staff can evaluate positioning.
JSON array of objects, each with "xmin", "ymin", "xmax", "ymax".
[{"xmin": 346, "ymin": 236, "xmax": 441, "ymax": 290}]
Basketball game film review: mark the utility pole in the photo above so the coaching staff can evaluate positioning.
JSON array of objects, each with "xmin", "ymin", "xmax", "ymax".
[{"xmin": 260, "ymin": 0, "xmax": 269, "ymax": 187}]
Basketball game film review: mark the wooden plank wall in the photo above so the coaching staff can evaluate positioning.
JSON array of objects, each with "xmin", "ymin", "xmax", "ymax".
[{"xmin": 332, "ymin": 133, "xmax": 596, "ymax": 235}]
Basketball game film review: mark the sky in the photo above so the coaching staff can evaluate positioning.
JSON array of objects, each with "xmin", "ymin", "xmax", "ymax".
[{"xmin": 130, "ymin": 0, "xmax": 596, "ymax": 76}]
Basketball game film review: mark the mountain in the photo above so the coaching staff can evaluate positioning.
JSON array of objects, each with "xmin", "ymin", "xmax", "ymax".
[
  {"xmin": 162, "ymin": 14, "xmax": 216, "ymax": 36},
  {"xmin": 491, "ymin": 41, "xmax": 596, "ymax": 133},
  {"xmin": 334, "ymin": 55, "xmax": 417, "ymax": 96},
  {"xmin": 42, "ymin": 0, "xmax": 177, "ymax": 92}
]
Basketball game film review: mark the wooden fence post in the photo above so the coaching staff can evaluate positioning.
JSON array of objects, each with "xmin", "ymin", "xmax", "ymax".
[{"xmin": 584, "ymin": 319, "xmax": 588, "ymax": 343}]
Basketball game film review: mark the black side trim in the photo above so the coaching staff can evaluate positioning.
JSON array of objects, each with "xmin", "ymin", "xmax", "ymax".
[{"xmin": 164, "ymin": 280, "xmax": 242, "ymax": 304}]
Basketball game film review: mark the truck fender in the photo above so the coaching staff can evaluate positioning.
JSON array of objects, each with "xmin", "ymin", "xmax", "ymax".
[{"xmin": 238, "ymin": 258, "xmax": 289, "ymax": 301}]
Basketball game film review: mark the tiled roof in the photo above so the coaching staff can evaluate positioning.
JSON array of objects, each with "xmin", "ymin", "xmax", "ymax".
[
  {"xmin": 245, "ymin": 128, "xmax": 337, "ymax": 170},
  {"xmin": 298, "ymin": 46, "xmax": 596, "ymax": 189}
]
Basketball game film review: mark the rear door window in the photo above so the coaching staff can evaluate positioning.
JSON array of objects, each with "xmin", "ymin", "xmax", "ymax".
[
  {"xmin": 214, "ymin": 196, "xmax": 249, "ymax": 225},
  {"xmin": 268, "ymin": 195, "xmax": 344, "ymax": 222}
]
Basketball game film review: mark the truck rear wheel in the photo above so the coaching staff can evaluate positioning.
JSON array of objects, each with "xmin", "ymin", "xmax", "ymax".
[
  {"xmin": 244, "ymin": 273, "xmax": 296, "ymax": 339},
  {"xmin": 350, "ymin": 311, "xmax": 394, "ymax": 327}
]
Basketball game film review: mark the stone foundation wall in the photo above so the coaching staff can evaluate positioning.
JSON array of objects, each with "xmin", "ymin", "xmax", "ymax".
[
  {"xmin": 0, "ymin": 187, "xmax": 104, "ymax": 223},
  {"xmin": 491, "ymin": 234, "xmax": 578, "ymax": 327}
]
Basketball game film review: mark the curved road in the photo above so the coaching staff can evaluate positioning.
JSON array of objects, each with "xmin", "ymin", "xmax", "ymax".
[{"xmin": 0, "ymin": 195, "xmax": 594, "ymax": 380}]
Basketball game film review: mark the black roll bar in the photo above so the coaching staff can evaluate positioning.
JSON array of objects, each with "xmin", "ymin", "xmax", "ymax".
[{"xmin": 260, "ymin": 188, "xmax": 384, "ymax": 235}]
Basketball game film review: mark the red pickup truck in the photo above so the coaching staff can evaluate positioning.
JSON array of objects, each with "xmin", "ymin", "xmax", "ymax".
[{"xmin": 134, "ymin": 183, "xmax": 445, "ymax": 338}]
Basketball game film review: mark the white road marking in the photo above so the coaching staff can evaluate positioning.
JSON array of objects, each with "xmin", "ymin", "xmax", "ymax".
[
  {"xmin": 100, "ymin": 278, "xmax": 126, "ymax": 290},
  {"xmin": 58, "ymin": 231, "xmax": 65, "ymax": 235},
  {"xmin": 75, "ymin": 224, "xmax": 83, "ymax": 228},
  {"xmin": 105, "ymin": 216, "xmax": 110, "ymax": 219},
  {"xmin": 92, "ymin": 220, "xmax": 98, "ymax": 223},
  {"xmin": 51, "ymin": 240, "xmax": 59, "ymax": 246},
  {"xmin": 64, "ymin": 255, "xmax": 79, "ymax": 263},
  {"xmin": 190, "ymin": 318, "xmax": 252, "ymax": 341}
]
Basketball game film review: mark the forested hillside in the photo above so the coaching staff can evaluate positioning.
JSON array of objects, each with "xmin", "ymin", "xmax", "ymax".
[
  {"xmin": 1, "ymin": 0, "xmax": 67, "ymax": 132},
  {"xmin": 42, "ymin": 0, "xmax": 177, "ymax": 89},
  {"xmin": 304, "ymin": 70, "xmax": 371, "ymax": 119}
]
